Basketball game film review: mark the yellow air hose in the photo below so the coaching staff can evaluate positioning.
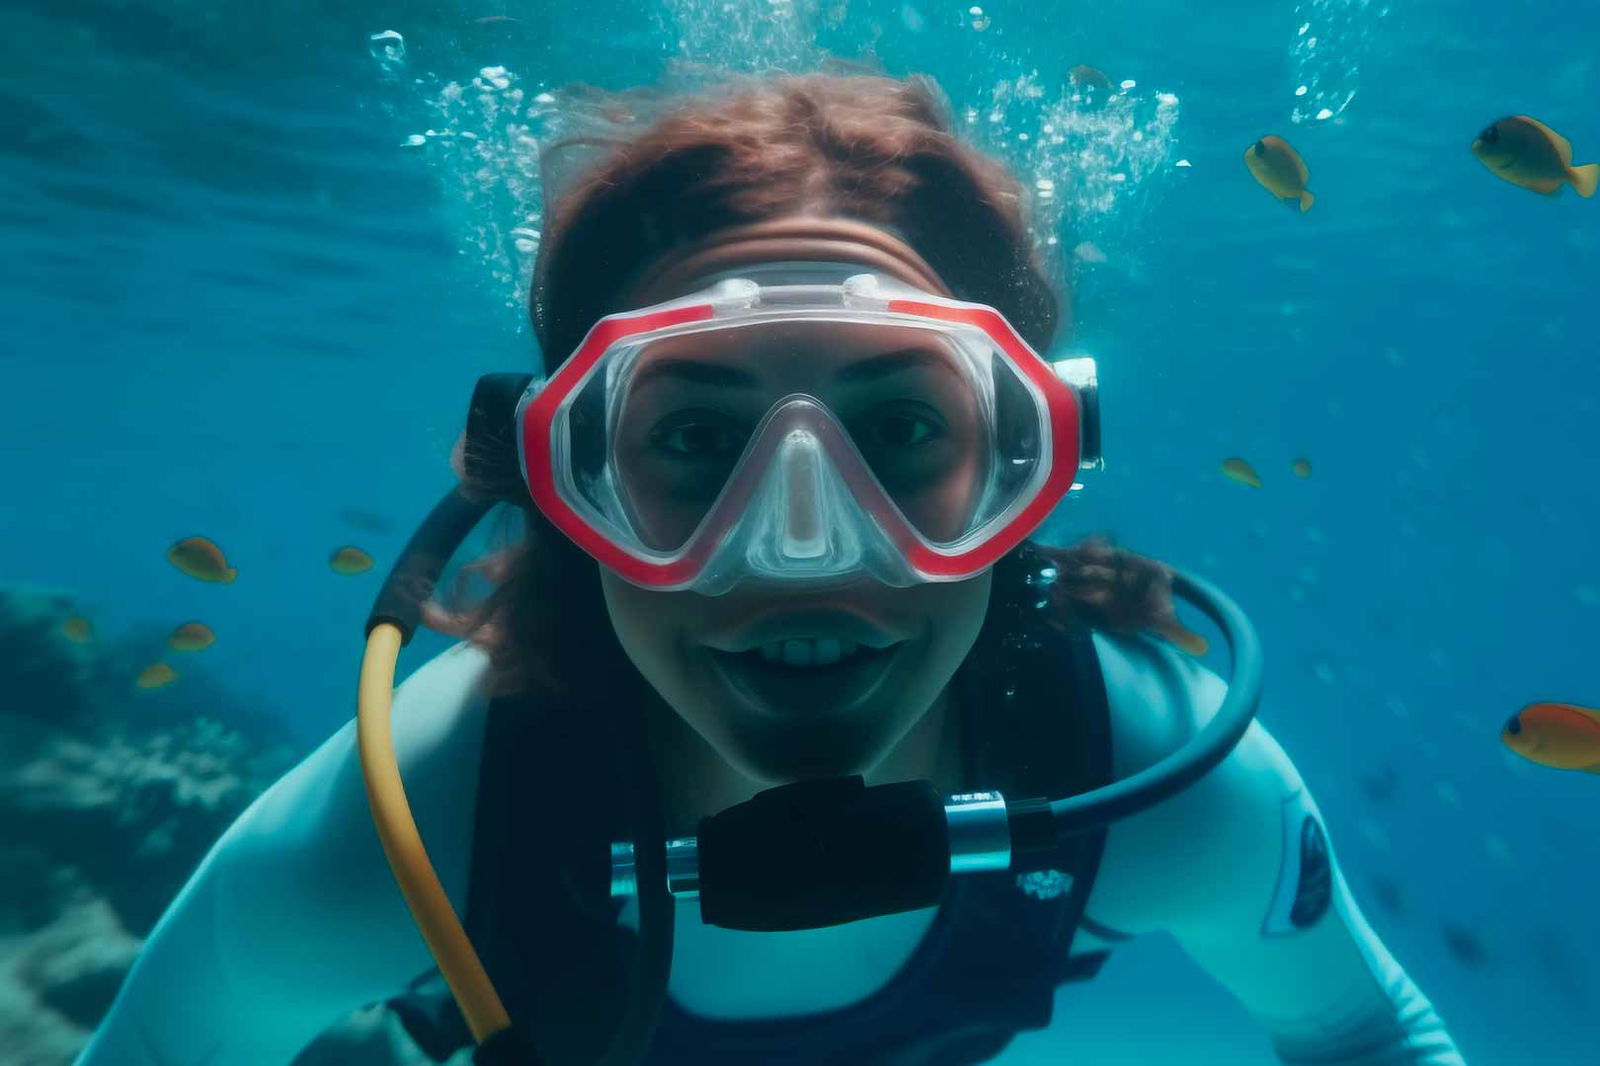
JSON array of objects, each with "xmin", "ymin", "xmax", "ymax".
[{"xmin": 357, "ymin": 621, "xmax": 511, "ymax": 1043}]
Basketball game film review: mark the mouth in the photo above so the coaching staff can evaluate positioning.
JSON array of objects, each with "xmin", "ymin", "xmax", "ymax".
[{"xmin": 706, "ymin": 640, "xmax": 904, "ymax": 715}]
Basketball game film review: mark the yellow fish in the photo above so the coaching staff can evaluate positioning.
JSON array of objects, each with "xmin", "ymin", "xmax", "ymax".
[
  {"xmin": 1502, "ymin": 702, "xmax": 1600, "ymax": 773},
  {"xmin": 1472, "ymin": 116, "xmax": 1598, "ymax": 198},
  {"xmin": 330, "ymin": 546, "xmax": 375, "ymax": 575},
  {"xmin": 1245, "ymin": 136, "xmax": 1314, "ymax": 212},
  {"xmin": 1069, "ymin": 65, "xmax": 1113, "ymax": 92},
  {"xmin": 61, "ymin": 616, "xmax": 93, "ymax": 643},
  {"xmin": 167, "ymin": 537, "xmax": 237, "ymax": 583},
  {"xmin": 1291, "ymin": 458, "xmax": 1313, "ymax": 479},
  {"xmin": 1221, "ymin": 458, "xmax": 1262, "ymax": 488},
  {"xmin": 168, "ymin": 622, "xmax": 216, "ymax": 652},
  {"xmin": 136, "ymin": 663, "xmax": 178, "ymax": 690}
]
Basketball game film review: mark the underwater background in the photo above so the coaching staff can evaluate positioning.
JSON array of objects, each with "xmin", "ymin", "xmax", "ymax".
[{"xmin": 2, "ymin": 0, "xmax": 1596, "ymax": 1063}]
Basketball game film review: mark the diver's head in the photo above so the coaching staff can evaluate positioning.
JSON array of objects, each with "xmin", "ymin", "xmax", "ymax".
[{"xmin": 485, "ymin": 74, "xmax": 1068, "ymax": 792}]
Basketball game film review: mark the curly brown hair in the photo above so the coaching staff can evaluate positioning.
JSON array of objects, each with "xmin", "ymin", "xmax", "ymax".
[{"xmin": 428, "ymin": 72, "xmax": 1200, "ymax": 698}]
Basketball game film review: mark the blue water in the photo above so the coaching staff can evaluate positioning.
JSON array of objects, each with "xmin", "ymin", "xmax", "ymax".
[{"xmin": 4, "ymin": 1, "xmax": 1597, "ymax": 1062}]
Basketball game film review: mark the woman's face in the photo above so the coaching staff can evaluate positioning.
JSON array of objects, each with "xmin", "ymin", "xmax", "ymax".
[{"xmin": 595, "ymin": 315, "xmax": 994, "ymax": 787}]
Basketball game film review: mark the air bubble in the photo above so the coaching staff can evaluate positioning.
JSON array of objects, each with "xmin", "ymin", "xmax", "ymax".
[{"xmin": 474, "ymin": 66, "xmax": 513, "ymax": 92}]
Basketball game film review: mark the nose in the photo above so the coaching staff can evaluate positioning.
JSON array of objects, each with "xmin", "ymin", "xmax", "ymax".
[{"xmin": 775, "ymin": 428, "xmax": 829, "ymax": 560}]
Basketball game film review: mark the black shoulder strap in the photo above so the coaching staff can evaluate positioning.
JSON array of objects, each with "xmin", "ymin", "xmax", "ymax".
[{"xmin": 956, "ymin": 545, "xmax": 1115, "ymax": 985}]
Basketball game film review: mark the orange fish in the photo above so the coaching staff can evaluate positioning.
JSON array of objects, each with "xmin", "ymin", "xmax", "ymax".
[
  {"xmin": 168, "ymin": 537, "xmax": 237, "ymax": 583},
  {"xmin": 330, "ymin": 546, "xmax": 375, "ymax": 575},
  {"xmin": 168, "ymin": 622, "xmax": 216, "ymax": 652},
  {"xmin": 1502, "ymin": 702, "xmax": 1600, "ymax": 773},
  {"xmin": 1291, "ymin": 458, "xmax": 1313, "ymax": 479},
  {"xmin": 1472, "ymin": 116, "xmax": 1597, "ymax": 198},
  {"xmin": 61, "ymin": 616, "xmax": 94, "ymax": 643},
  {"xmin": 1221, "ymin": 457, "xmax": 1262, "ymax": 488},
  {"xmin": 1245, "ymin": 136, "xmax": 1314, "ymax": 212},
  {"xmin": 136, "ymin": 663, "xmax": 178, "ymax": 690}
]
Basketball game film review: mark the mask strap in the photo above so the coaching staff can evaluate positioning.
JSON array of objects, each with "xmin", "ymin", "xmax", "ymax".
[{"xmin": 627, "ymin": 216, "xmax": 954, "ymax": 303}]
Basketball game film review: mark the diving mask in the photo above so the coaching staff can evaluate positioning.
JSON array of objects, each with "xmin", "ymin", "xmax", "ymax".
[{"xmin": 517, "ymin": 270, "xmax": 1101, "ymax": 594}]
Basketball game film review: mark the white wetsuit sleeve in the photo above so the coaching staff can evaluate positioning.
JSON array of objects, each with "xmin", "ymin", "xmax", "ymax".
[
  {"xmin": 72, "ymin": 641, "xmax": 493, "ymax": 1066},
  {"xmin": 1082, "ymin": 633, "xmax": 1466, "ymax": 1066}
]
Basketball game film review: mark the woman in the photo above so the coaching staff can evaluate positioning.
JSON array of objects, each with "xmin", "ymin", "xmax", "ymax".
[{"xmin": 76, "ymin": 73, "xmax": 1466, "ymax": 1066}]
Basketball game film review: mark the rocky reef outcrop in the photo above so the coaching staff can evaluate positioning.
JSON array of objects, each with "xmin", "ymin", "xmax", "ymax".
[{"xmin": 0, "ymin": 585, "xmax": 447, "ymax": 1065}]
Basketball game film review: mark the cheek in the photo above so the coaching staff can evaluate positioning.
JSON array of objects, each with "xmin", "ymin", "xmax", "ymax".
[
  {"xmin": 598, "ymin": 570, "xmax": 691, "ymax": 683},
  {"xmin": 917, "ymin": 571, "xmax": 991, "ymax": 657}
]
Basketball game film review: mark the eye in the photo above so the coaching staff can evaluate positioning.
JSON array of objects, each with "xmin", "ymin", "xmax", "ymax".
[
  {"xmin": 1504, "ymin": 713, "xmax": 1522, "ymax": 736},
  {"xmin": 649, "ymin": 411, "xmax": 749, "ymax": 459},
  {"xmin": 854, "ymin": 405, "xmax": 944, "ymax": 449},
  {"xmin": 1253, "ymin": 139, "xmax": 1267, "ymax": 157},
  {"xmin": 1480, "ymin": 124, "xmax": 1499, "ymax": 143}
]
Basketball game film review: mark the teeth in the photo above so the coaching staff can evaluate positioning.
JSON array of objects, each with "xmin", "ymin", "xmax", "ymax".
[
  {"xmin": 754, "ymin": 639, "xmax": 865, "ymax": 668},
  {"xmin": 782, "ymin": 639, "xmax": 814, "ymax": 667}
]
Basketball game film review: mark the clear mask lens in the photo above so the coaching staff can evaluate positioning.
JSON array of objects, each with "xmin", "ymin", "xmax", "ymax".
[{"xmin": 560, "ymin": 317, "xmax": 1046, "ymax": 556}]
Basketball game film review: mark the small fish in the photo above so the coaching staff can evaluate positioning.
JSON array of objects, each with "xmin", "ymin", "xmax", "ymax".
[
  {"xmin": 1471, "ymin": 116, "xmax": 1598, "ymax": 198},
  {"xmin": 168, "ymin": 537, "xmax": 237, "ymax": 583},
  {"xmin": 473, "ymin": 15, "xmax": 520, "ymax": 25},
  {"xmin": 1245, "ymin": 136, "xmax": 1315, "ymax": 212},
  {"xmin": 1291, "ymin": 458, "xmax": 1312, "ymax": 478},
  {"xmin": 330, "ymin": 546, "xmax": 375, "ymax": 575},
  {"xmin": 1221, "ymin": 458, "xmax": 1262, "ymax": 488},
  {"xmin": 1501, "ymin": 701, "xmax": 1600, "ymax": 773},
  {"xmin": 1068, "ymin": 65, "xmax": 1112, "ymax": 92},
  {"xmin": 1440, "ymin": 923, "xmax": 1490, "ymax": 970},
  {"xmin": 60, "ymin": 616, "xmax": 93, "ymax": 643},
  {"xmin": 168, "ymin": 622, "xmax": 216, "ymax": 652},
  {"xmin": 136, "ymin": 663, "xmax": 178, "ymax": 690}
]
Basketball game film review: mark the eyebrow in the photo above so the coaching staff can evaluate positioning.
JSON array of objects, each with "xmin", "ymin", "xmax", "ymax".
[
  {"xmin": 633, "ymin": 347, "xmax": 943, "ymax": 391},
  {"xmin": 833, "ymin": 347, "xmax": 943, "ymax": 384}
]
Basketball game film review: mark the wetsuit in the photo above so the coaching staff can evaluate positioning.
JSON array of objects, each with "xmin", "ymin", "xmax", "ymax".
[{"xmin": 74, "ymin": 633, "xmax": 1466, "ymax": 1065}]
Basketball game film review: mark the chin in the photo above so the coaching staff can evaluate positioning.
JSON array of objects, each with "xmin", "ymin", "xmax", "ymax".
[{"xmin": 718, "ymin": 713, "xmax": 899, "ymax": 786}]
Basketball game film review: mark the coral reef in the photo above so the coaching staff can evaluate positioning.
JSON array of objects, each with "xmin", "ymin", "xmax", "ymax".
[{"xmin": 0, "ymin": 584, "xmax": 442, "ymax": 1065}]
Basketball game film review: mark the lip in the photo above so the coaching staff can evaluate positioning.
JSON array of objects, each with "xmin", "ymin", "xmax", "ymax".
[
  {"xmin": 706, "ymin": 642, "xmax": 903, "ymax": 717},
  {"xmin": 703, "ymin": 605, "xmax": 905, "ymax": 653}
]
